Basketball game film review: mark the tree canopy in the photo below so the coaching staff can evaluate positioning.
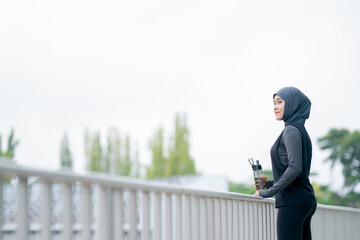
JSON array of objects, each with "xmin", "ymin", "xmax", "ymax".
[{"xmin": 146, "ymin": 113, "xmax": 197, "ymax": 179}]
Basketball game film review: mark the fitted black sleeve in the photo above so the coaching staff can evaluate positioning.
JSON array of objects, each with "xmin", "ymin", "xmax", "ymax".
[{"xmin": 258, "ymin": 126, "xmax": 303, "ymax": 198}]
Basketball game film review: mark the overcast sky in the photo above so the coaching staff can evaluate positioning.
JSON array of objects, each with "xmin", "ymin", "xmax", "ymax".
[{"xmin": 1, "ymin": 0, "xmax": 359, "ymax": 190}]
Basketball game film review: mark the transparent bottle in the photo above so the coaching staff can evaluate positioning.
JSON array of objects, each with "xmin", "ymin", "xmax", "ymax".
[{"xmin": 248, "ymin": 158, "xmax": 264, "ymax": 190}]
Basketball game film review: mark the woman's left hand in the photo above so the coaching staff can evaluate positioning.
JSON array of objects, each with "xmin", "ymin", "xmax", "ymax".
[{"xmin": 253, "ymin": 191, "xmax": 260, "ymax": 197}]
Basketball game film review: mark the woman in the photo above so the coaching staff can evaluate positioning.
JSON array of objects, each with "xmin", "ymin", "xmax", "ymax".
[{"xmin": 253, "ymin": 87, "xmax": 317, "ymax": 240}]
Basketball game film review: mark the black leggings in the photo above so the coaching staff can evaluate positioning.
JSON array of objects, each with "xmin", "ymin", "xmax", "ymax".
[{"xmin": 277, "ymin": 206, "xmax": 316, "ymax": 240}]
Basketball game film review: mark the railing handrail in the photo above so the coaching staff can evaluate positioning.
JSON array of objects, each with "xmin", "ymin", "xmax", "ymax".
[{"xmin": 1, "ymin": 162, "xmax": 359, "ymax": 214}]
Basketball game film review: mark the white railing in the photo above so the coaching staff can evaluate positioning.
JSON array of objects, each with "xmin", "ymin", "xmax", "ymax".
[{"xmin": 0, "ymin": 162, "xmax": 360, "ymax": 240}]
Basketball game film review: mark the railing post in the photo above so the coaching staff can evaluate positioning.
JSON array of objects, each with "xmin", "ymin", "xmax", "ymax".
[
  {"xmin": 199, "ymin": 197, "xmax": 207, "ymax": 240},
  {"xmin": 220, "ymin": 199, "xmax": 227, "ymax": 240},
  {"xmin": 174, "ymin": 194, "xmax": 182, "ymax": 240},
  {"xmin": 165, "ymin": 193, "xmax": 172, "ymax": 240},
  {"xmin": 227, "ymin": 199, "xmax": 232, "ymax": 239},
  {"xmin": 183, "ymin": 194, "xmax": 191, "ymax": 240},
  {"xmin": 113, "ymin": 188, "xmax": 124, "ymax": 240},
  {"xmin": 128, "ymin": 189, "xmax": 137, "ymax": 240},
  {"xmin": 206, "ymin": 198, "xmax": 214, "ymax": 240},
  {"xmin": 214, "ymin": 198, "xmax": 221, "ymax": 240},
  {"xmin": 17, "ymin": 176, "xmax": 28, "ymax": 240},
  {"xmin": 81, "ymin": 184, "xmax": 91, "ymax": 240},
  {"xmin": 191, "ymin": 196, "xmax": 199, "ymax": 240},
  {"xmin": 63, "ymin": 182, "xmax": 72, "ymax": 240},
  {"xmin": 96, "ymin": 184, "xmax": 106, "ymax": 240},
  {"xmin": 233, "ymin": 200, "xmax": 239, "ymax": 240},
  {"xmin": 0, "ymin": 177, "xmax": 3, "ymax": 240},
  {"xmin": 239, "ymin": 201, "xmax": 244, "ymax": 240},
  {"xmin": 141, "ymin": 191, "xmax": 149, "ymax": 240},
  {"xmin": 41, "ymin": 180, "xmax": 51, "ymax": 240},
  {"xmin": 153, "ymin": 192, "xmax": 161, "ymax": 240}
]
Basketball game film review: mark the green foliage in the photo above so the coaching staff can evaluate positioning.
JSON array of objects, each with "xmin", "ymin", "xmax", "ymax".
[
  {"xmin": 85, "ymin": 128, "xmax": 140, "ymax": 177},
  {"xmin": 60, "ymin": 132, "xmax": 73, "ymax": 169},
  {"xmin": 85, "ymin": 129, "xmax": 103, "ymax": 172},
  {"xmin": 312, "ymin": 183, "xmax": 341, "ymax": 206},
  {"xmin": 229, "ymin": 181, "xmax": 255, "ymax": 195},
  {"xmin": 146, "ymin": 113, "xmax": 197, "ymax": 179},
  {"xmin": 146, "ymin": 127, "xmax": 166, "ymax": 179},
  {"xmin": 0, "ymin": 128, "xmax": 19, "ymax": 160},
  {"xmin": 318, "ymin": 129, "xmax": 360, "ymax": 191}
]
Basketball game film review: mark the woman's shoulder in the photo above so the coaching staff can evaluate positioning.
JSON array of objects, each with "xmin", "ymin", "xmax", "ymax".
[{"xmin": 283, "ymin": 125, "xmax": 302, "ymax": 138}]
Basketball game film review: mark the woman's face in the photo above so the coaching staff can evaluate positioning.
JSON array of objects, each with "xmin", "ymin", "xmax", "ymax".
[{"xmin": 273, "ymin": 95, "xmax": 285, "ymax": 121}]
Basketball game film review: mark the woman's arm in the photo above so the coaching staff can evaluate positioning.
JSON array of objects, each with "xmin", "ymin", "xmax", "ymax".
[{"xmin": 258, "ymin": 126, "xmax": 303, "ymax": 198}]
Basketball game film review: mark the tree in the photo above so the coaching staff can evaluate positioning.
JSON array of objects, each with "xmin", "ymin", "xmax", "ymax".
[
  {"xmin": 106, "ymin": 128, "xmax": 121, "ymax": 174},
  {"xmin": 147, "ymin": 113, "xmax": 197, "ymax": 179},
  {"xmin": 146, "ymin": 126, "xmax": 166, "ymax": 179},
  {"xmin": 318, "ymin": 128, "xmax": 360, "ymax": 192},
  {"xmin": 60, "ymin": 132, "xmax": 73, "ymax": 169},
  {"xmin": 167, "ymin": 113, "xmax": 196, "ymax": 176},
  {"xmin": 0, "ymin": 128, "xmax": 19, "ymax": 160},
  {"xmin": 84, "ymin": 129, "xmax": 103, "ymax": 172},
  {"xmin": 85, "ymin": 128, "xmax": 139, "ymax": 177}
]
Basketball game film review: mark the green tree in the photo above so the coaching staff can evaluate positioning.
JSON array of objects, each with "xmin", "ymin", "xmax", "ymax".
[
  {"xmin": 120, "ymin": 135, "xmax": 132, "ymax": 176},
  {"xmin": 167, "ymin": 113, "xmax": 196, "ymax": 176},
  {"xmin": 106, "ymin": 128, "xmax": 121, "ymax": 174},
  {"xmin": 146, "ymin": 126, "xmax": 166, "ymax": 179},
  {"xmin": 229, "ymin": 181, "xmax": 254, "ymax": 195},
  {"xmin": 84, "ymin": 129, "xmax": 103, "ymax": 172},
  {"xmin": 60, "ymin": 132, "xmax": 73, "ymax": 169},
  {"xmin": 86, "ymin": 128, "xmax": 139, "ymax": 177},
  {"xmin": 0, "ymin": 128, "xmax": 19, "ymax": 160},
  {"xmin": 147, "ymin": 113, "xmax": 197, "ymax": 179},
  {"xmin": 318, "ymin": 129, "xmax": 360, "ymax": 192}
]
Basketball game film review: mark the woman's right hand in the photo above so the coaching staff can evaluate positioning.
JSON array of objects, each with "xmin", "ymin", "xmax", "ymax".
[{"xmin": 254, "ymin": 175, "xmax": 270, "ymax": 190}]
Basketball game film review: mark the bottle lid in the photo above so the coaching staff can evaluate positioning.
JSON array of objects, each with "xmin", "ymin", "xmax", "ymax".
[{"xmin": 248, "ymin": 158, "xmax": 262, "ymax": 171}]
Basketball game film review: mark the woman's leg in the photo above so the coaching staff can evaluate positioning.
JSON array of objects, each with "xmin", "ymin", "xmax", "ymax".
[
  {"xmin": 277, "ymin": 206, "xmax": 314, "ymax": 240},
  {"xmin": 302, "ymin": 207, "xmax": 316, "ymax": 240}
]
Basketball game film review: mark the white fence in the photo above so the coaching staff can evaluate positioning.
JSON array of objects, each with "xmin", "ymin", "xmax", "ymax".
[{"xmin": 0, "ymin": 162, "xmax": 360, "ymax": 240}]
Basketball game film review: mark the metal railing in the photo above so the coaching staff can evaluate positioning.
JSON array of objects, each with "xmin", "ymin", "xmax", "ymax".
[{"xmin": 0, "ymin": 162, "xmax": 359, "ymax": 240}]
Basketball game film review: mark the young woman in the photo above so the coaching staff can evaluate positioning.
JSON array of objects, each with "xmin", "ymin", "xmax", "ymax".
[{"xmin": 253, "ymin": 87, "xmax": 317, "ymax": 240}]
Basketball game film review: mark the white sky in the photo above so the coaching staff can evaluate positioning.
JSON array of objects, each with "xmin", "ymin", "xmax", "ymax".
[{"xmin": 1, "ymin": 0, "xmax": 359, "ymax": 191}]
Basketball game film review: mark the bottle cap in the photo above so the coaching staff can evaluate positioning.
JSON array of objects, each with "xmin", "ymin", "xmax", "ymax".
[{"xmin": 248, "ymin": 158, "xmax": 262, "ymax": 171}]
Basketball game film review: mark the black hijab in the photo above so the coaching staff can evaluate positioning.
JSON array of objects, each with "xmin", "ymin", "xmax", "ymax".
[{"xmin": 274, "ymin": 87, "xmax": 311, "ymax": 126}]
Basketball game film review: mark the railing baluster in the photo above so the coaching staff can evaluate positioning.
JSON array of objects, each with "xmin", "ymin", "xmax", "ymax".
[
  {"xmin": 174, "ymin": 194, "xmax": 181, "ymax": 240},
  {"xmin": 191, "ymin": 196, "xmax": 199, "ymax": 240},
  {"xmin": 154, "ymin": 192, "xmax": 161, "ymax": 240},
  {"xmin": 141, "ymin": 191, "xmax": 149, "ymax": 240},
  {"xmin": 243, "ymin": 201, "xmax": 249, "ymax": 240},
  {"xmin": 128, "ymin": 189, "xmax": 137, "ymax": 240},
  {"xmin": 17, "ymin": 176, "xmax": 28, "ymax": 240},
  {"xmin": 199, "ymin": 197, "xmax": 206, "ymax": 240},
  {"xmin": 233, "ymin": 200, "xmax": 238, "ymax": 240},
  {"xmin": 220, "ymin": 199, "xmax": 227, "ymax": 240},
  {"xmin": 165, "ymin": 193, "xmax": 172, "ymax": 240},
  {"xmin": 81, "ymin": 184, "xmax": 91, "ymax": 240},
  {"xmin": 227, "ymin": 199, "xmax": 232, "ymax": 239},
  {"xmin": 214, "ymin": 198, "xmax": 221, "ymax": 240},
  {"xmin": 238, "ymin": 201, "xmax": 244, "ymax": 240},
  {"xmin": 63, "ymin": 182, "xmax": 72, "ymax": 240},
  {"xmin": 96, "ymin": 184, "xmax": 106, "ymax": 240},
  {"xmin": 41, "ymin": 180, "xmax": 51, "ymax": 240},
  {"xmin": 0, "ymin": 177, "xmax": 3, "ymax": 240},
  {"xmin": 206, "ymin": 198, "xmax": 214, "ymax": 240},
  {"xmin": 183, "ymin": 195, "xmax": 191, "ymax": 240},
  {"xmin": 253, "ymin": 202, "xmax": 258, "ymax": 240}
]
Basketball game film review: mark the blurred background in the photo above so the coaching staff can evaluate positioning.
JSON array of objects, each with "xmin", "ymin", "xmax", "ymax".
[{"xmin": 1, "ymin": 0, "xmax": 359, "ymax": 207}]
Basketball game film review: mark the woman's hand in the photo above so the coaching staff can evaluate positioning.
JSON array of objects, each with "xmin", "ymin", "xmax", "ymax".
[
  {"xmin": 254, "ymin": 175, "xmax": 270, "ymax": 190},
  {"xmin": 253, "ymin": 191, "xmax": 260, "ymax": 197}
]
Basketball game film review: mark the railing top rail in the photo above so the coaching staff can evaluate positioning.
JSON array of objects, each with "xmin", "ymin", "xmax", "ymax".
[{"xmin": 1, "ymin": 162, "xmax": 360, "ymax": 213}]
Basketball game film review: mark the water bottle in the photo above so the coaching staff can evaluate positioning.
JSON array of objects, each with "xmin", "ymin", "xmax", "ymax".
[{"xmin": 248, "ymin": 158, "xmax": 264, "ymax": 190}]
